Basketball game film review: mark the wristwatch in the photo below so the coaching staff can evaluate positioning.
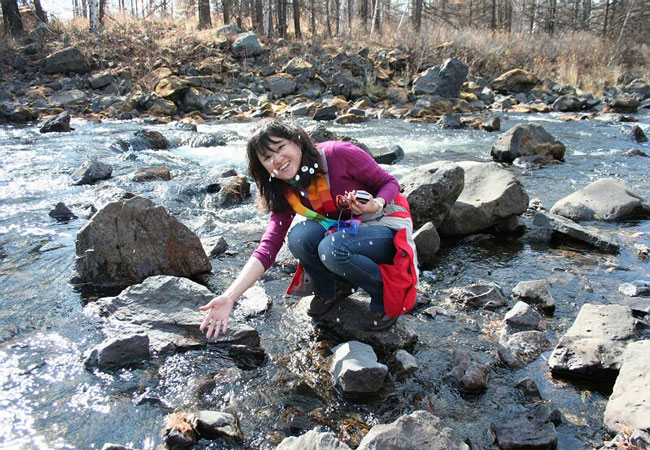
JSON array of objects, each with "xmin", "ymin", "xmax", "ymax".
[{"xmin": 373, "ymin": 198, "xmax": 384, "ymax": 214}]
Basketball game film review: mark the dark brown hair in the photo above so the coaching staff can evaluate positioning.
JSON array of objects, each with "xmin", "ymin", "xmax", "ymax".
[{"xmin": 247, "ymin": 119, "xmax": 324, "ymax": 212}]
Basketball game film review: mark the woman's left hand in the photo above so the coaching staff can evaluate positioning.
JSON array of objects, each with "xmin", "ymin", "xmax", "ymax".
[{"xmin": 347, "ymin": 191, "xmax": 383, "ymax": 216}]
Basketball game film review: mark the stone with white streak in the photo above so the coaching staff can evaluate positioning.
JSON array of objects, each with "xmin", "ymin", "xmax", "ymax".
[{"xmin": 330, "ymin": 341, "xmax": 387, "ymax": 396}]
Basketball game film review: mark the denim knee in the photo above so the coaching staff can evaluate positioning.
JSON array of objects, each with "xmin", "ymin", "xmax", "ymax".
[
  {"xmin": 287, "ymin": 221, "xmax": 324, "ymax": 259},
  {"xmin": 317, "ymin": 235, "xmax": 350, "ymax": 272}
]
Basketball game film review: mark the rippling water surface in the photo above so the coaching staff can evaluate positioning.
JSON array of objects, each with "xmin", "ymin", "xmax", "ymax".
[{"xmin": 0, "ymin": 113, "xmax": 648, "ymax": 449}]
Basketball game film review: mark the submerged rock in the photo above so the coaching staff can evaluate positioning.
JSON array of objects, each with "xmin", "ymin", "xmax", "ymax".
[
  {"xmin": 75, "ymin": 196, "xmax": 211, "ymax": 288},
  {"xmin": 449, "ymin": 349, "xmax": 492, "ymax": 394},
  {"xmin": 532, "ymin": 210, "xmax": 619, "ymax": 254},
  {"xmin": 401, "ymin": 161, "xmax": 465, "ymax": 228},
  {"xmin": 548, "ymin": 304, "xmax": 640, "ymax": 379},
  {"xmin": 330, "ymin": 341, "xmax": 387, "ymax": 396},
  {"xmin": 357, "ymin": 410, "xmax": 469, "ymax": 450},
  {"xmin": 603, "ymin": 340, "xmax": 650, "ymax": 434},
  {"xmin": 194, "ymin": 410, "xmax": 243, "ymax": 442},
  {"xmin": 491, "ymin": 404, "xmax": 560, "ymax": 450},
  {"xmin": 618, "ymin": 280, "xmax": 650, "ymax": 297},
  {"xmin": 503, "ymin": 301, "xmax": 543, "ymax": 334},
  {"xmin": 438, "ymin": 162, "xmax": 529, "ymax": 236},
  {"xmin": 113, "ymin": 129, "xmax": 169, "ymax": 152},
  {"xmin": 276, "ymin": 428, "xmax": 352, "ymax": 450},
  {"xmin": 491, "ymin": 124, "xmax": 566, "ymax": 164},
  {"xmin": 550, "ymin": 178, "xmax": 650, "ymax": 222},
  {"xmin": 500, "ymin": 330, "xmax": 551, "ymax": 363}
]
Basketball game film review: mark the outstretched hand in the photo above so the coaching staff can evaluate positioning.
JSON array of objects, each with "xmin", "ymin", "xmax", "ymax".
[{"xmin": 199, "ymin": 295, "xmax": 235, "ymax": 340}]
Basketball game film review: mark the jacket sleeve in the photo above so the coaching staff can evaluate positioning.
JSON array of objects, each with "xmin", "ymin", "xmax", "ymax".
[{"xmin": 251, "ymin": 211, "xmax": 295, "ymax": 270}]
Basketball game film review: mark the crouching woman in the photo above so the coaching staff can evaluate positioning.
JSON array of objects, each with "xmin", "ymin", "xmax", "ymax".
[{"xmin": 200, "ymin": 120, "xmax": 418, "ymax": 338}]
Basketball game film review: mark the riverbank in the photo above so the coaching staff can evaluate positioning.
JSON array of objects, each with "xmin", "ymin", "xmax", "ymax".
[{"xmin": 1, "ymin": 18, "xmax": 650, "ymax": 128}]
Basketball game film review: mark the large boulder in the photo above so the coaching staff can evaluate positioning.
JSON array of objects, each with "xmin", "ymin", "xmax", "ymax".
[
  {"xmin": 401, "ymin": 161, "xmax": 465, "ymax": 228},
  {"xmin": 330, "ymin": 341, "xmax": 388, "ymax": 396},
  {"xmin": 231, "ymin": 32, "xmax": 262, "ymax": 58},
  {"xmin": 532, "ymin": 210, "xmax": 620, "ymax": 254},
  {"xmin": 276, "ymin": 428, "xmax": 351, "ymax": 450},
  {"xmin": 548, "ymin": 304, "xmax": 640, "ymax": 379},
  {"xmin": 85, "ymin": 275, "xmax": 260, "ymax": 353},
  {"xmin": 550, "ymin": 178, "xmax": 650, "ymax": 222},
  {"xmin": 43, "ymin": 47, "xmax": 91, "ymax": 74},
  {"xmin": 491, "ymin": 124, "xmax": 566, "ymax": 164},
  {"xmin": 491, "ymin": 69, "xmax": 539, "ymax": 93},
  {"xmin": 75, "ymin": 196, "xmax": 211, "ymax": 288},
  {"xmin": 603, "ymin": 340, "xmax": 650, "ymax": 434},
  {"xmin": 282, "ymin": 57, "xmax": 316, "ymax": 79},
  {"xmin": 438, "ymin": 162, "xmax": 529, "ymax": 236},
  {"xmin": 413, "ymin": 222, "xmax": 440, "ymax": 269},
  {"xmin": 357, "ymin": 410, "xmax": 469, "ymax": 450},
  {"xmin": 412, "ymin": 58, "xmax": 468, "ymax": 98}
]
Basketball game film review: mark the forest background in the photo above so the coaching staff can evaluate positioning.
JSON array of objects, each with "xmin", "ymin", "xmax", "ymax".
[{"xmin": 2, "ymin": 0, "xmax": 650, "ymax": 96}]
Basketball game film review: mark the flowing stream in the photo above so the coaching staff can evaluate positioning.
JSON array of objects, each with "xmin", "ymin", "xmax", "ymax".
[{"xmin": 1, "ymin": 113, "xmax": 649, "ymax": 449}]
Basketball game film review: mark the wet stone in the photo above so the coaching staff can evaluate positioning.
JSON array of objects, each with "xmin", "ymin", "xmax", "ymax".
[
  {"xmin": 194, "ymin": 410, "xmax": 243, "ymax": 442},
  {"xmin": 71, "ymin": 160, "xmax": 112, "ymax": 185},
  {"xmin": 512, "ymin": 280, "xmax": 555, "ymax": 315},
  {"xmin": 447, "ymin": 282, "xmax": 508, "ymax": 310},
  {"xmin": 500, "ymin": 330, "xmax": 551, "ymax": 364},
  {"xmin": 532, "ymin": 210, "xmax": 620, "ymax": 254},
  {"xmin": 449, "ymin": 349, "xmax": 492, "ymax": 394},
  {"xmin": 84, "ymin": 333, "xmax": 150, "ymax": 369},
  {"xmin": 202, "ymin": 235, "xmax": 228, "ymax": 257},
  {"xmin": 393, "ymin": 349, "xmax": 418, "ymax": 374},
  {"xmin": 503, "ymin": 301, "xmax": 543, "ymax": 334},
  {"xmin": 491, "ymin": 404, "xmax": 560, "ymax": 450},
  {"xmin": 618, "ymin": 280, "xmax": 650, "ymax": 297},
  {"xmin": 330, "ymin": 341, "xmax": 387, "ymax": 396},
  {"xmin": 49, "ymin": 202, "xmax": 77, "ymax": 221},
  {"xmin": 276, "ymin": 428, "xmax": 352, "ymax": 450},
  {"xmin": 295, "ymin": 295, "xmax": 418, "ymax": 355}
]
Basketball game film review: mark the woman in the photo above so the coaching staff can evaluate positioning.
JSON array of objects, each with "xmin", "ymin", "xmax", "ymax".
[{"xmin": 200, "ymin": 120, "xmax": 418, "ymax": 339}]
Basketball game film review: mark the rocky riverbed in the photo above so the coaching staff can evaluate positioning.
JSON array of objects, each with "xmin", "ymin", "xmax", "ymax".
[{"xmin": 1, "ymin": 23, "xmax": 650, "ymax": 450}]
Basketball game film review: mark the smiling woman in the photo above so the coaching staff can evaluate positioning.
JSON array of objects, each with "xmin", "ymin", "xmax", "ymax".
[{"xmin": 199, "ymin": 119, "xmax": 419, "ymax": 337}]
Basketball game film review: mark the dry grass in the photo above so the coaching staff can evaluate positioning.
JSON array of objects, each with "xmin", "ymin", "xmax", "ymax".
[{"xmin": 2, "ymin": 13, "xmax": 649, "ymax": 95}]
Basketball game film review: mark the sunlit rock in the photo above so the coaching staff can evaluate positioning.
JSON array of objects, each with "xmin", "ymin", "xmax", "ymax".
[
  {"xmin": 548, "ymin": 304, "xmax": 640, "ymax": 379},
  {"xmin": 512, "ymin": 280, "xmax": 556, "ymax": 315},
  {"xmin": 550, "ymin": 178, "xmax": 650, "ymax": 222},
  {"xmin": 491, "ymin": 124, "xmax": 565, "ymax": 163},
  {"xmin": 276, "ymin": 428, "xmax": 352, "ymax": 450},
  {"xmin": 532, "ymin": 210, "xmax": 619, "ymax": 254},
  {"xmin": 604, "ymin": 340, "xmax": 650, "ymax": 434},
  {"xmin": 357, "ymin": 410, "xmax": 469, "ymax": 450},
  {"xmin": 438, "ymin": 162, "xmax": 529, "ymax": 236}
]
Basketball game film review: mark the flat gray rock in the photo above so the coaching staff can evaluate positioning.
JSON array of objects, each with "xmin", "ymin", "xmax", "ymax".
[
  {"xmin": 330, "ymin": 341, "xmax": 387, "ymax": 396},
  {"xmin": 491, "ymin": 404, "xmax": 559, "ymax": 450},
  {"xmin": 276, "ymin": 428, "xmax": 352, "ymax": 450},
  {"xmin": 604, "ymin": 340, "xmax": 650, "ymax": 434},
  {"xmin": 447, "ymin": 281, "xmax": 508, "ymax": 310},
  {"xmin": 548, "ymin": 304, "xmax": 640, "ymax": 378},
  {"xmin": 438, "ymin": 162, "xmax": 529, "ymax": 236},
  {"xmin": 357, "ymin": 410, "xmax": 469, "ymax": 450},
  {"xmin": 500, "ymin": 330, "xmax": 551, "ymax": 364},
  {"xmin": 84, "ymin": 333, "xmax": 150, "ymax": 369},
  {"xmin": 503, "ymin": 301, "xmax": 543, "ymax": 334},
  {"xmin": 85, "ymin": 275, "xmax": 260, "ymax": 353},
  {"xmin": 550, "ymin": 178, "xmax": 650, "ymax": 222},
  {"xmin": 532, "ymin": 210, "xmax": 619, "ymax": 254}
]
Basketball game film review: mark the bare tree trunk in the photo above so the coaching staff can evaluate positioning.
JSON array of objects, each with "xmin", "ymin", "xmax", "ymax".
[
  {"xmin": 369, "ymin": 0, "xmax": 379, "ymax": 36},
  {"xmin": 310, "ymin": 0, "xmax": 315, "ymax": 35},
  {"xmin": 582, "ymin": 0, "xmax": 591, "ymax": 30},
  {"xmin": 88, "ymin": 0, "xmax": 100, "ymax": 30},
  {"xmin": 32, "ymin": 0, "xmax": 48, "ymax": 22},
  {"xmin": 2, "ymin": 0, "xmax": 23, "ymax": 36},
  {"xmin": 199, "ymin": 0, "xmax": 212, "ymax": 28},
  {"xmin": 335, "ymin": 0, "xmax": 340, "ymax": 34},
  {"xmin": 347, "ymin": 0, "xmax": 352, "ymax": 32},
  {"xmin": 490, "ymin": 0, "xmax": 496, "ymax": 30},
  {"xmin": 468, "ymin": 0, "xmax": 472, "ymax": 27},
  {"xmin": 255, "ymin": 0, "xmax": 262, "ymax": 30},
  {"xmin": 292, "ymin": 0, "xmax": 301, "ymax": 37},
  {"xmin": 225, "ymin": 0, "xmax": 232, "ymax": 23},
  {"xmin": 603, "ymin": 0, "xmax": 610, "ymax": 35},
  {"xmin": 326, "ymin": 0, "xmax": 331, "ymax": 36},
  {"xmin": 99, "ymin": 0, "xmax": 106, "ymax": 23},
  {"xmin": 264, "ymin": 0, "xmax": 271, "ymax": 36},
  {"xmin": 82, "ymin": 0, "xmax": 88, "ymax": 18},
  {"xmin": 412, "ymin": 0, "xmax": 421, "ymax": 30}
]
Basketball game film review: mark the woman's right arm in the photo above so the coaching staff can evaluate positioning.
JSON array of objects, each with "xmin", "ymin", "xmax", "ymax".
[
  {"xmin": 199, "ymin": 210, "xmax": 294, "ymax": 340},
  {"xmin": 199, "ymin": 256, "xmax": 266, "ymax": 340}
]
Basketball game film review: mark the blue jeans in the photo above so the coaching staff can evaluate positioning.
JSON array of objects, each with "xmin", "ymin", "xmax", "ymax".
[{"xmin": 287, "ymin": 220, "xmax": 396, "ymax": 313}]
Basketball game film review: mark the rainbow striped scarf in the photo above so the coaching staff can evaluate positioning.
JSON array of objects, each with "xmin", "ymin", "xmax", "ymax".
[{"xmin": 284, "ymin": 174, "xmax": 339, "ymax": 230}]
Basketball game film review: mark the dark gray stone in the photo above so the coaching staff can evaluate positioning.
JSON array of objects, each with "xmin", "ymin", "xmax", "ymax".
[
  {"xmin": 43, "ymin": 47, "xmax": 90, "ymax": 74},
  {"xmin": 449, "ymin": 349, "xmax": 491, "ymax": 394},
  {"xmin": 413, "ymin": 222, "xmax": 440, "ymax": 269},
  {"xmin": 39, "ymin": 111, "xmax": 72, "ymax": 133},
  {"xmin": 84, "ymin": 333, "xmax": 150, "ymax": 369},
  {"xmin": 412, "ymin": 58, "xmax": 468, "ymax": 98},
  {"xmin": 232, "ymin": 32, "xmax": 262, "ymax": 58},
  {"xmin": 49, "ymin": 202, "xmax": 77, "ymax": 221},
  {"xmin": 491, "ymin": 124, "xmax": 566, "ymax": 163},
  {"xmin": 330, "ymin": 341, "xmax": 387, "ymax": 396},
  {"xmin": 532, "ymin": 210, "xmax": 620, "ymax": 254},
  {"xmin": 491, "ymin": 404, "xmax": 559, "ymax": 450},
  {"xmin": 512, "ymin": 280, "xmax": 555, "ymax": 314},
  {"xmin": 369, "ymin": 145, "xmax": 404, "ymax": 165},
  {"xmin": 71, "ymin": 160, "xmax": 112, "ymax": 185},
  {"xmin": 447, "ymin": 282, "xmax": 507, "ymax": 310}
]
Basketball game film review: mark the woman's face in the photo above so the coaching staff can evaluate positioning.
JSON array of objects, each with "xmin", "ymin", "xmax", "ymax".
[{"xmin": 258, "ymin": 136, "xmax": 302, "ymax": 181}]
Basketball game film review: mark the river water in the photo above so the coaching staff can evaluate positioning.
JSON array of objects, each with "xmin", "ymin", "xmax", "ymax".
[{"xmin": 0, "ymin": 112, "xmax": 648, "ymax": 449}]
